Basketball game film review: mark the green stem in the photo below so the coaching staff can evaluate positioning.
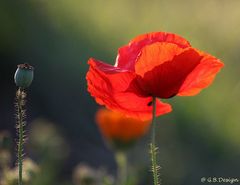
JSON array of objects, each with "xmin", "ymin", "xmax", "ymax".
[
  {"xmin": 150, "ymin": 97, "xmax": 160, "ymax": 185},
  {"xmin": 16, "ymin": 88, "xmax": 25, "ymax": 185},
  {"xmin": 115, "ymin": 151, "xmax": 127, "ymax": 185}
]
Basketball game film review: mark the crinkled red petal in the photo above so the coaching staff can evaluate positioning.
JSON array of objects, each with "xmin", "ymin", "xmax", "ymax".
[
  {"xmin": 178, "ymin": 52, "xmax": 224, "ymax": 96},
  {"xmin": 86, "ymin": 58, "xmax": 172, "ymax": 120},
  {"xmin": 87, "ymin": 58, "xmax": 136, "ymax": 92},
  {"xmin": 135, "ymin": 42, "xmax": 184, "ymax": 77},
  {"xmin": 128, "ymin": 46, "xmax": 204, "ymax": 98},
  {"xmin": 115, "ymin": 32, "xmax": 191, "ymax": 71},
  {"xmin": 113, "ymin": 92, "xmax": 172, "ymax": 120}
]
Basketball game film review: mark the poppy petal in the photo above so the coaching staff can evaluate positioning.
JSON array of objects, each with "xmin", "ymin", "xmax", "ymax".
[
  {"xmin": 115, "ymin": 32, "xmax": 191, "ymax": 71},
  {"xmin": 87, "ymin": 58, "xmax": 134, "ymax": 109},
  {"xmin": 178, "ymin": 53, "xmax": 224, "ymax": 96},
  {"xmin": 113, "ymin": 93, "xmax": 172, "ymax": 120},
  {"xmin": 135, "ymin": 42, "xmax": 184, "ymax": 77},
  {"xmin": 132, "ymin": 47, "xmax": 203, "ymax": 98},
  {"xmin": 87, "ymin": 58, "xmax": 136, "ymax": 92},
  {"xmin": 86, "ymin": 58, "xmax": 172, "ymax": 120}
]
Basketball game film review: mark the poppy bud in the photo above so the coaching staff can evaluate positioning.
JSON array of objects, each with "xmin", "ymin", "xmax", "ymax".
[
  {"xmin": 14, "ymin": 63, "xmax": 34, "ymax": 88},
  {"xmin": 96, "ymin": 108, "xmax": 151, "ymax": 150}
]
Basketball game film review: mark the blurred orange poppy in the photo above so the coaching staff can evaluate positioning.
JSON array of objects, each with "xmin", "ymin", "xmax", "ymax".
[
  {"xmin": 96, "ymin": 108, "xmax": 150, "ymax": 147},
  {"xmin": 87, "ymin": 32, "xmax": 224, "ymax": 120}
]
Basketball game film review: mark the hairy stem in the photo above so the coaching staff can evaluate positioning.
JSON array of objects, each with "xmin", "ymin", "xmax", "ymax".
[
  {"xmin": 16, "ymin": 88, "xmax": 26, "ymax": 185},
  {"xmin": 150, "ymin": 97, "xmax": 160, "ymax": 185}
]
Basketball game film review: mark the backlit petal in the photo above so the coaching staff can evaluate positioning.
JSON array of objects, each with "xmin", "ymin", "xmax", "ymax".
[
  {"xmin": 115, "ymin": 32, "xmax": 191, "ymax": 71},
  {"xmin": 87, "ymin": 58, "xmax": 136, "ymax": 92},
  {"xmin": 132, "ymin": 48, "xmax": 203, "ymax": 98},
  {"xmin": 86, "ymin": 58, "xmax": 172, "ymax": 120},
  {"xmin": 113, "ymin": 93, "xmax": 172, "ymax": 120},
  {"xmin": 135, "ymin": 42, "xmax": 184, "ymax": 77},
  {"xmin": 178, "ymin": 53, "xmax": 224, "ymax": 96}
]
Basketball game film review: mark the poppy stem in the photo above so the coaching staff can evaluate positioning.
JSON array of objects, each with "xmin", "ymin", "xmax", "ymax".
[
  {"xmin": 150, "ymin": 96, "xmax": 160, "ymax": 185},
  {"xmin": 116, "ymin": 150, "xmax": 127, "ymax": 185},
  {"xmin": 16, "ymin": 88, "xmax": 26, "ymax": 185}
]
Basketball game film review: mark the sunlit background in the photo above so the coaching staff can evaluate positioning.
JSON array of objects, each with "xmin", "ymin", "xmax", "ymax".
[{"xmin": 1, "ymin": 0, "xmax": 240, "ymax": 185}]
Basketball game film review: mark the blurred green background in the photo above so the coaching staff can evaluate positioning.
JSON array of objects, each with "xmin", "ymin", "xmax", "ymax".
[{"xmin": 0, "ymin": 0, "xmax": 240, "ymax": 185}]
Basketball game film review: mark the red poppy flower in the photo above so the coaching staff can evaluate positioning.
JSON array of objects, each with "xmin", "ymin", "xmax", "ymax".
[{"xmin": 87, "ymin": 32, "xmax": 224, "ymax": 120}]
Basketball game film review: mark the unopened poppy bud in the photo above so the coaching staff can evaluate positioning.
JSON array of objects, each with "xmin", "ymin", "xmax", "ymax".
[{"xmin": 14, "ymin": 63, "xmax": 34, "ymax": 88}]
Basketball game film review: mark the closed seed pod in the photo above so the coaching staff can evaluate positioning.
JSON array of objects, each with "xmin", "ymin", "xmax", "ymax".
[{"xmin": 14, "ymin": 63, "xmax": 34, "ymax": 88}]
